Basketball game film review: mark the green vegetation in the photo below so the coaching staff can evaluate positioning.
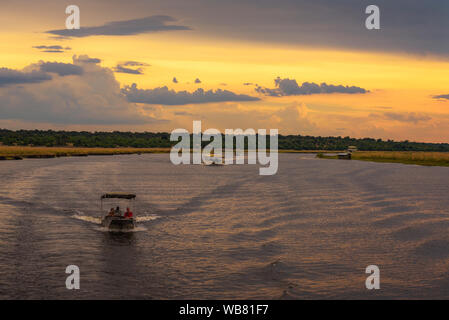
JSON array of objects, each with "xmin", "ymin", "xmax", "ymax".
[
  {"xmin": 317, "ymin": 151, "xmax": 449, "ymax": 167},
  {"xmin": 0, "ymin": 130, "xmax": 172, "ymax": 148},
  {"xmin": 1, "ymin": 129, "xmax": 449, "ymax": 151},
  {"xmin": 1, "ymin": 129, "xmax": 449, "ymax": 167}
]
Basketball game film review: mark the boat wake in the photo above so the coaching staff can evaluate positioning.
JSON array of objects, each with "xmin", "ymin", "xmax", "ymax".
[
  {"xmin": 71, "ymin": 210, "xmax": 161, "ymax": 231},
  {"xmin": 136, "ymin": 215, "xmax": 161, "ymax": 222},
  {"xmin": 94, "ymin": 225, "xmax": 149, "ymax": 233},
  {"xmin": 72, "ymin": 212, "xmax": 102, "ymax": 224}
]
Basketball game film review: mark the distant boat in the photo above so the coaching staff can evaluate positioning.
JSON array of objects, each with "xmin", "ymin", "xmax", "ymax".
[
  {"xmin": 202, "ymin": 155, "xmax": 225, "ymax": 166},
  {"xmin": 338, "ymin": 153, "xmax": 351, "ymax": 160}
]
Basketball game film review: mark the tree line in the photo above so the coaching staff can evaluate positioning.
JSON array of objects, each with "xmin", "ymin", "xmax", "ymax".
[{"xmin": 1, "ymin": 129, "xmax": 449, "ymax": 152}]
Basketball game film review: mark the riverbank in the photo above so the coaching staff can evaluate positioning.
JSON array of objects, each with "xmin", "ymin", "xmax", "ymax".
[
  {"xmin": 0, "ymin": 146, "xmax": 171, "ymax": 160},
  {"xmin": 0, "ymin": 146, "xmax": 342, "ymax": 160},
  {"xmin": 317, "ymin": 151, "xmax": 449, "ymax": 167}
]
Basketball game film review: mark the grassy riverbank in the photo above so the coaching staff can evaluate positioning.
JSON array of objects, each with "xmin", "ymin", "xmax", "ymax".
[
  {"xmin": 0, "ymin": 146, "xmax": 171, "ymax": 160},
  {"xmin": 0, "ymin": 146, "xmax": 344, "ymax": 160},
  {"xmin": 278, "ymin": 150, "xmax": 344, "ymax": 154},
  {"xmin": 317, "ymin": 151, "xmax": 449, "ymax": 167}
]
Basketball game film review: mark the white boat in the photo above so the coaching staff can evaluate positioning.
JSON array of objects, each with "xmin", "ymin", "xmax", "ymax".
[{"xmin": 202, "ymin": 155, "xmax": 225, "ymax": 166}]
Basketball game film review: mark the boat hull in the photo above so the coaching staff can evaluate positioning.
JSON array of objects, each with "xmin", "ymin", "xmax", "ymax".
[{"xmin": 101, "ymin": 216, "xmax": 135, "ymax": 231}]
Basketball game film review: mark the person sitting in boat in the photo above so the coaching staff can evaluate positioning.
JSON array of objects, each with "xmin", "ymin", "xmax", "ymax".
[
  {"xmin": 108, "ymin": 208, "xmax": 115, "ymax": 216},
  {"xmin": 124, "ymin": 208, "xmax": 133, "ymax": 219},
  {"xmin": 115, "ymin": 206, "xmax": 122, "ymax": 216}
]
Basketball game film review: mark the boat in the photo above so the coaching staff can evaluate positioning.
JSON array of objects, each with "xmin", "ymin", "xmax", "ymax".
[
  {"xmin": 100, "ymin": 193, "xmax": 136, "ymax": 231},
  {"xmin": 337, "ymin": 152, "xmax": 352, "ymax": 160},
  {"xmin": 202, "ymin": 155, "xmax": 225, "ymax": 166}
]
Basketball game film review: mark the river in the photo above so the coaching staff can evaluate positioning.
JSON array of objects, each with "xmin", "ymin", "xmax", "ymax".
[{"xmin": 0, "ymin": 153, "xmax": 448, "ymax": 299}]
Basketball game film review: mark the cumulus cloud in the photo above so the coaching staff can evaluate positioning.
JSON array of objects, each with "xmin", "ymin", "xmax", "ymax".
[
  {"xmin": 0, "ymin": 56, "xmax": 158, "ymax": 125},
  {"xmin": 0, "ymin": 68, "xmax": 52, "ymax": 87},
  {"xmin": 256, "ymin": 77, "xmax": 368, "ymax": 96},
  {"xmin": 39, "ymin": 62, "xmax": 83, "ymax": 76},
  {"xmin": 370, "ymin": 112, "xmax": 431, "ymax": 124},
  {"xmin": 73, "ymin": 55, "xmax": 101, "ymax": 64},
  {"xmin": 46, "ymin": 15, "xmax": 190, "ymax": 38},
  {"xmin": 122, "ymin": 84, "xmax": 260, "ymax": 105},
  {"xmin": 33, "ymin": 45, "xmax": 71, "ymax": 53},
  {"xmin": 0, "ymin": 59, "xmax": 88, "ymax": 87},
  {"xmin": 433, "ymin": 94, "xmax": 449, "ymax": 100}
]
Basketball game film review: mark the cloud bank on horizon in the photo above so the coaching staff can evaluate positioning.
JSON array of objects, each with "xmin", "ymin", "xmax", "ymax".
[
  {"xmin": 256, "ymin": 78, "xmax": 368, "ymax": 97},
  {"xmin": 122, "ymin": 84, "xmax": 260, "ymax": 105}
]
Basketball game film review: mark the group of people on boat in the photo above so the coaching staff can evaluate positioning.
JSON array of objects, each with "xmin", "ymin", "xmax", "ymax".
[{"xmin": 108, "ymin": 206, "xmax": 133, "ymax": 218}]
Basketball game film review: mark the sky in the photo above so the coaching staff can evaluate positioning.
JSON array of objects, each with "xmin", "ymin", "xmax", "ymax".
[{"xmin": 0, "ymin": 0, "xmax": 449, "ymax": 142}]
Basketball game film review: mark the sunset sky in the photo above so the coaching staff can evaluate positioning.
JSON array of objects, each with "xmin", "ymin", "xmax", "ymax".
[{"xmin": 1, "ymin": 0, "xmax": 449, "ymax": 142}]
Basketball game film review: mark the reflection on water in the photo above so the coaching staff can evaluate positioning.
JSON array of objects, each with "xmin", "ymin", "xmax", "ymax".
[
  {"xmin": 102, "ymin": 231, "xmax": 136, "ymax": 244},
  {"xmin": 0, "ymin": 153, "xmax": 449, "ymax": 299}
]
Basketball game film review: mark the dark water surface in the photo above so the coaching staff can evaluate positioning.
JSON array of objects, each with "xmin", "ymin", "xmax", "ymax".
[{"xmin": 1, "ymin": 153, "xmax": 449, "ymax": 299}]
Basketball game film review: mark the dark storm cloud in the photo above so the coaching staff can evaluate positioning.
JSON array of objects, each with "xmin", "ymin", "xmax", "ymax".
[
  {"xmin": 0, "ymin": 68, "xmax": 52, "ymax": 87},
  {"xmin": 39, "ymin": 62, "xmax": 83, "ymax": 76},
  {"xmin": 433, "ymin": 94, "xmax": 449, "ymax": 100},
  {"xmin": 20, "ymin": 0, "xmax": 449, "ymax": 55},
  {"xmin": 195, "ymin": 0, "xmax": 449, "ymax": 56},
  {"xmin": 256, "ymin": 77, "xmax": 368, "ymax": 96},
  {"xmin": 122, "ymin": 83, "xmax": 260, "ymax": 105},
  {"xmin": 46, "ymin": 15, "xmax": 191, "ymax": 38},
  {"xmin": 85, "ymin": 0, "xmax": 447, "ymax": 56}
]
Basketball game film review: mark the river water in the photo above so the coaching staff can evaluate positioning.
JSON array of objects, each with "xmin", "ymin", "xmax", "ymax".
[{"xmin": 0, "ymin": 153, "xmax": 449, "ymax": 299}]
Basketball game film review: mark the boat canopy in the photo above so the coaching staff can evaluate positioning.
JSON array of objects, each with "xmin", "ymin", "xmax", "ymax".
[{"xmin": 101, "ymin": 193, "xmax": 136, "ymax": 200}]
